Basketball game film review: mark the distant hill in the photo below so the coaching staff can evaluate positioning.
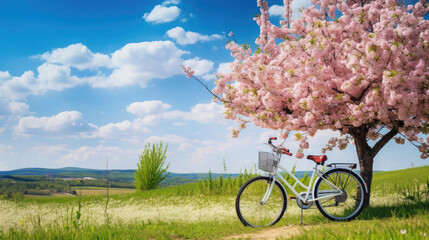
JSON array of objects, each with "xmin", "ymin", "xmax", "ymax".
[
  {"xmin": 0, "ymin": 167, "xmax": 332, "ymax": 191},
  {"xmin": 0, "ymin": 167, "xmax": 312, "ymax": 181},
  {"xmin": 0, "ymin": 167, "xmax": 109, "ymax": 176},
  {"xmin": 0, "ymin": 167, "xmax": 240, "ymax": 178},
  {"xmin": 0, "ymin": 167, "xmax": 243, "ymax": 187}
]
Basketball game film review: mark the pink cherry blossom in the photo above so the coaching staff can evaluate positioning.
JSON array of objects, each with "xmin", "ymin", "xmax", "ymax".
[
  {"xmin": 295, "ymin": 150, "xmax": 304, "ymax": 159},
  {"xmin": 211, "ymin": 0, "xmax": 428, "ymax": 160},
  {"xmin": 183, "ymin": 0, "xmax": 429, "ymax": 200}
]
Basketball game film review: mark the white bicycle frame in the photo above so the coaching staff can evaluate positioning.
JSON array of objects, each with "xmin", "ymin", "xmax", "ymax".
[{"xmin": 261, "ymin": 154, "xmax": 343, "ymax": 205}]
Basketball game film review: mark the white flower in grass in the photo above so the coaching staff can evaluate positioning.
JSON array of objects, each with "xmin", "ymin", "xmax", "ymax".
[{"xmin": 400, "ymin": 229, "xmax": 407, "ymax": 234}]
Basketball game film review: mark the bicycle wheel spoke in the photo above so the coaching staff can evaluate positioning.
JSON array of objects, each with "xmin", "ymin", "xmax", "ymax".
[
  {"xmin": 315, "ymin": 170, "xmax": 366, "ymax": 221},
  {"xmin": 342, "ymin": 173, "xmax": 352, "ymax": 190},
  {"xmin": 242, "ymin": 204, "xmax": 261, "ymax": 215},
  {"xmin": 236, "ymin": 177, "xmax": 287, "ymax": 227}
]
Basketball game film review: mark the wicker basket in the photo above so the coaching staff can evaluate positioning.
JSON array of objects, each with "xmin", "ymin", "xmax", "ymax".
[{"xmin": 258, "ymin": 152, "xmax": 277, "ymax": 172}]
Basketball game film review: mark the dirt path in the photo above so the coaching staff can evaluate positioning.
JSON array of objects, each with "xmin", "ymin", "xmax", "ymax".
[{"xmin": 224, "ymin": 224, "xmax": 312, "ymax": 240}]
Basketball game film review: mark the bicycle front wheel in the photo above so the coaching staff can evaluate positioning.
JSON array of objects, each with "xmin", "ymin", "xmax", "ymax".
[
  {"xmin": 235, "ymin": 176, "xmax": 287, "ymax": 227},
  {"xmin": 314, "ymin": 168, "xmax": 366, "ymax": 221}
]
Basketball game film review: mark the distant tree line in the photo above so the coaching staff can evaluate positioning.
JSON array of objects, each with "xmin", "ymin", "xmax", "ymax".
[
  {"xmin": 0, "ymin": 174, "xmax": 137, "ymax": 199},
  {"xmin": 0, "ymin": 176, "xmax": 74, "ymax": 199},
  {"xmin": 68, "ymin": 179, "xmax": 134, "ymax": 189}
]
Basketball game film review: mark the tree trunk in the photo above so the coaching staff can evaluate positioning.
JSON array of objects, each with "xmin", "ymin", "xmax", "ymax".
[
  {"xmin": 350, "ymin": 127, "xmax": 373, "ymax": 207},
  {"xmin": 357, "ymin": 147, "xmax": 374, "ymax": 207},
  {"xmin": 349, "ymin": 125, "xmax": 398, "ymax": 207}
]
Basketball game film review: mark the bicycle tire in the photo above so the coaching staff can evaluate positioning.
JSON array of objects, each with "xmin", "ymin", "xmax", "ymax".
[
  {"xmin": 314, "ymin": 168, "xmax": 366, "ymax": 221},
  {"xmin": 235, "ymin": 176, "xmax": 287, "ymax": 227}
]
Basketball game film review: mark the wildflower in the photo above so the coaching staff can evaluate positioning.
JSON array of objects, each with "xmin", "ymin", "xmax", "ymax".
[
  {"xmin": 20, "ymin": 217, "xmax": 25, "ymax": 226},
  {"xmin": 400, "ymin": 229, "xmax": 407, "ymax": 234}
]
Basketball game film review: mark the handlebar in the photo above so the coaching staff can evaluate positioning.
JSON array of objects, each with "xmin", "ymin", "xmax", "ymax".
[{"xmin": 268, "ymin": 137, "xmax": 293, "ymax": 156}]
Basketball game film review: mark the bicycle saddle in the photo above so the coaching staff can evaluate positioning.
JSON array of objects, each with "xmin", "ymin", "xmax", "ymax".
[{"xmin": 307, "ymin": 155, "xmax": 328, "ymax": 164}]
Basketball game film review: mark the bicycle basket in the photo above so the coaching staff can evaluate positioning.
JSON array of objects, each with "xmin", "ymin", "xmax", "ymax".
[{"xmin": 258, "ymin": 152, "xmax": 277, "ymax": 172}]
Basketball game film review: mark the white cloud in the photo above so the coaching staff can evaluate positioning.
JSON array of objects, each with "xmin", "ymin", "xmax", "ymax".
[
  {"xmin": 95, "ymin": 119, "xmax": 151, "ymax": 139},
  {"xmin": 185, "ymin": 102, "xmax": 225, "ymax": 123},
  {"xmin": 7, "ymin": 102, "xmax": 29, "ymax": 116},
  {"xmin": 0, "ymin": 41, "xmax": 190, "ymax": 99},
  {"xmin": 268, "ymin": 5, "xmax": 285, "ymax": 16},
  {"xmin": 14, "ymin": 111, "xmax": 97, "ymax": 137},
  {"xmin": 1, "ymin": 64, "xmax": 81, "ymax": 100},
  {"xmin": 57, "ymin": 145, "xmax": 138, "ymax": 166},
  {"xmin": 126, "ymin": 100, "xmax": 172, "ymax": 116},
  {"xmin": 135, "ymin": 115, "xmax": 161, "ymax": 126},
  {"xmin": 268, "ymin": 0, "xmax": 313, "ymax": 20},
  {"xmin": 162, "ymin": 102, "xmax": 226, "ymax": 124},
  {"xmin": 166, "ymin": 27, "xmax": 222, "ymax": 45},
  {"xmin": 31, "ymin": 145, "xmax": 69, "ymax": 156},
  {"xmin": 144, "ymin": 134, "xmax": 192, "ymax": 152},
  {"xmin": 27, "ymin": 144, "xmax": 141, "ymax": 169},
  {"xmin": 91, "ymin": 41, "xmax": 187, "ymax": 88},
  {"xmin": 124, "ymin": 102, "xmax": 226, "ymax": 126},
  {"xmin": 0, "ymin": 100, "xmax": 29, "ymax": 119},
  {"xmin": 0, "ymin": 71, "xmax": 11, "ymax": 81},
  {"xmin": 190, "ymin": 136, "xmax": 253, "ymax": 165},
  {"xmin": 216, "ymin": 62, "xmax": 232, "ymax": 74},
  {"xmin": 0, "ymin": 71, "xmax": 38, "ymax": 100},
  {"xmin": 258, "ymin": 131, "xmax": 282, "ymax": 145},
  {"xmin": 36, "ymin": 63, "xmax": 82, "ymax": 91},
  {"xmin": 162, "ymin": 0, "xmax": 180, "ymax": 5},
  {"xmin": 182, "ymin": 57, "xmax": 214, "ymax": 76},
  {"xmin": 38, "ymin": 43, "xmax": 112, "ymax": 70},
  {"xmin": 144, "ymin": 134, "xmax": 188, "ymax": 144},
  {"xmin": 143, "ymin": 5, "xmax": 180, "ymax": 24},
  {"xmin": 202, "ymin": 74, "xmax": 216, "ymax": 81}
]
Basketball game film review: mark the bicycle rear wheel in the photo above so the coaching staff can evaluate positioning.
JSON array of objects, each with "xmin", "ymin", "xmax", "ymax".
[
  {"xmin": 235, "ymin": 176, "xmax": 287, "ymax": 227},
  {"xmin": 314, "ymin": 168, "xmax": 366, "ymax": 221}
]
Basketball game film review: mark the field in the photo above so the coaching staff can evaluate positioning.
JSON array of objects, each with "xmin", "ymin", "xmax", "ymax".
[
  {"xmin": 71, "ymin": 187, "xmax": 136, "ymax": 196},
  {"xmin": 0, "ymin": 166, "xmax": 428, "ymax": 239}
]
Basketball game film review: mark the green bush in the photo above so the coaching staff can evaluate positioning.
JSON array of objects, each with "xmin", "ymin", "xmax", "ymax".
[{"xmin": 135, "ymin": 142, "xmax": 170, "ymax": 190}]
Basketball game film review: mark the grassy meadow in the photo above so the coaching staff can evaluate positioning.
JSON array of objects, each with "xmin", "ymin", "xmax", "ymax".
[
  {"xmin": 71, "ymin": 187, "xmax": 136, "ymax": 196},
  {"xmin": 0, "ymin": 166, "xmax": 428, "ymax": 239}
]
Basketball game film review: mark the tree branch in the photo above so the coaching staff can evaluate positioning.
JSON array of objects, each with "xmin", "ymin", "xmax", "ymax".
[
  {"xmin": 371, "ymin": 127, "xmax": 398, "ymax": 157},
  {"xmin": 197, "ymin": 75, "xmax": 231, "ymax": 103},
  {"xmin": 355, "ymin": 83, "xmax": 373, "ymax": 102},
  {"xmin": 331, "ymin": 87, "xmax": 344, "ymax": 95},
  {"xmin": 182, "ymin": 65, "xmax": 231, "ymax": 104}
]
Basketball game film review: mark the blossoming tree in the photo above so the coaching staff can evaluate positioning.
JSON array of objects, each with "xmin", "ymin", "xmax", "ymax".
[{"xmin": 184, "ymin": 0, "xmax": 429, "ymax": 204}]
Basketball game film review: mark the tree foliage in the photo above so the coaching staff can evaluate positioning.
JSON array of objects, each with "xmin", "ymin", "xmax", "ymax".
[
  {"xmin": 135, "ymin": 142, "xmax": 170, "ymax": 191},
  {"xmin": 183, "ymin": 0, "xmax": 429, "ymax": 204}
]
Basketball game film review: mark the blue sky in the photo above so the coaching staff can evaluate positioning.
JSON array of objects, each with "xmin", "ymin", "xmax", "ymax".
[{"xmin": 0, "ymin": 0, "xmax": 427, "ymax": 173}]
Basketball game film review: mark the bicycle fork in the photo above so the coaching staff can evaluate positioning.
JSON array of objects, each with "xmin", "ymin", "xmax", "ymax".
[{"xmin": 260, "ymin": 176, "xmax": 276, "ymax": 205}]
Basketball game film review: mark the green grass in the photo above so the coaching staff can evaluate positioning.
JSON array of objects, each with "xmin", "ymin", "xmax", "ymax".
[
  {"xmin": 1, "ymin": 219, "xmax": 257, "ymax": 240},
  {"xmin": 372, "ymin": 166, "xmax": 429, "ymax": 194},
  {"xmin": 292, "ymin": 214, "xmax": 429, "ymax": 240},
  {"xmin": 0, "ymin": 166, "xmax": 428, "ymax": 239}
]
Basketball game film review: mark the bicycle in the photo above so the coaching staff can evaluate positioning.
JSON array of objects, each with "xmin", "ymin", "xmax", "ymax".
[{"xmin": 235, "ymin": 137, "xmax": 368, "ymax": 227}]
